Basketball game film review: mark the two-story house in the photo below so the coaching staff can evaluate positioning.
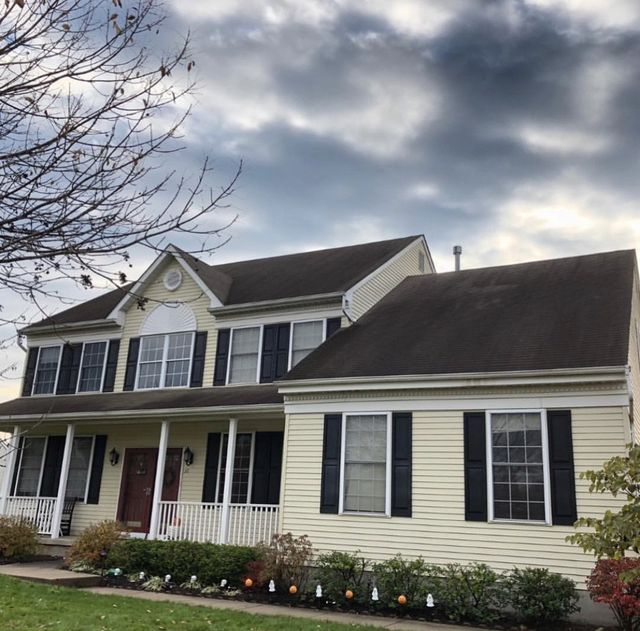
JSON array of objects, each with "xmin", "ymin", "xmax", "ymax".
[{"xmin": 0, "ymin": 234, "xmax": 638, "ymax": 610}]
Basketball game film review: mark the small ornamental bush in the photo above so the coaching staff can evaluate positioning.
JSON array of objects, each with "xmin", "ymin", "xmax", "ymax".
[
  {"xmin": 258, "ymin": 533, "xmax": 313, "ymax": 591},
  {"xmin": 507, "ymin": 567, "xmax": 579, "ymax": 627},
  {"xmin": 107, "ymin": 540, "xmax": 260, "ymax": 586},
  {"xmin": 315, "ymin": 550, "xmax": 368, "ymax": 603},
  {"xmin": 436, "ymin": 563, "xmax": 507, "ymax": 624},
  {"xmin": 587, "ymin": 558, "xmax": 640, "ymax": 631},
  {"xmin": 372, "ymin": 555, "xmax": 431, "ymax": 608},
  {"xmin": 67, "ymin": 520, "xmax": 126, "ymax": 567},
  {"xmin": 0, "ymin": 517, "xmax": 38, "ymax": 560}
]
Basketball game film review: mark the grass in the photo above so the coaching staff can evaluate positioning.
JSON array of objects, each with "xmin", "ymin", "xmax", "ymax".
[{"xmin": 0, "ymin": 575, "xmax": 380, "ymax": 630}]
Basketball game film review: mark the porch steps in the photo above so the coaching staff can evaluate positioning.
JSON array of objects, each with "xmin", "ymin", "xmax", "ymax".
[
  {"xmin": 37, "ymin": 535, "xmax": 76, "ymax": 560},
  {"xmin": 0, "ymin": 561, "xmax": 102, "ymax": 588}
]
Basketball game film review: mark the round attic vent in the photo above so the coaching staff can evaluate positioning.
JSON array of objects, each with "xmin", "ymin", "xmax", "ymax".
[{"xmin": 163, "ymin": 269, "xmax": 182, "ymax": 291}]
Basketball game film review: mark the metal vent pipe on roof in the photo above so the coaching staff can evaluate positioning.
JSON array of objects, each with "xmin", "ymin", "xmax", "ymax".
[{"xmin": 453, "ymin": 245, "xmax": 462, "ymax": 271}]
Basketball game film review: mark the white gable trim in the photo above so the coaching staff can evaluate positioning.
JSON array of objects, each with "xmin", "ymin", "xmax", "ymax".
[
  {"xmin": 343, "ymin": 236, "xmax": 432, "ymax": 319},
  {"xmin": 107, "ymin": 247, "xmax": 223, "ymax": 321}
]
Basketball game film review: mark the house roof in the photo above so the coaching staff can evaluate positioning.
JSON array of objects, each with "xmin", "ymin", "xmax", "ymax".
[
  {"xmin": 0, "ymin": 385, "xmax": 282, "ymax": 420},
  {"xmin": 23, "ymin": 235, "xmax": 421, "ymax": 331},
  {"xmin": 284, "ymin": 249, "xmax": 637, "ymax": 381}
]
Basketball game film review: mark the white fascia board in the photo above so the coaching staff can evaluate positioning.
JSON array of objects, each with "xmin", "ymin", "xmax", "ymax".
[
  {"xmin": 20, "ymin": 319, "xmax": 121, "ymax": 336},
  {"xmin": 107, "ymin": 247, "xmax": 223, "ymax": 320},
  {"xmin": 215, "ymin": 306, "xmax": 343, "ymax": 329},
  {"xmin": 209, "ymin": 292, "xmax": 344, "ymax": 317},
  {"xmin": 343, "ymin": 236, "xmax": 428, "ymax": 319},
  {"xmin": 278, "ymin": 366, "xmax": 630, "ymax": 394}
]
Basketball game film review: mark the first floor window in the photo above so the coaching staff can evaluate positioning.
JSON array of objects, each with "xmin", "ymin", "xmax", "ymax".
[
  {"xmin": 137, "ymin": 332, "xmax": 194, "ymax": 389},
  {"xmin": 15, "ymin": 437, "xmax": 46, "ymax": 496},
  {"xmin": 489, "ymin": 411, "xmax": 547, "ymax": 522},
  {"xmin": 65, "ymin": 437, "xmax": 94, "ymax": 500},
  {"xmin": 32, "ymin": 346, "xmax": 61, "ymax": 395},
  {"xmin": 342, "ymin": 414, "xmax": 389, "ymax": 514},
  {"xmin": 290, "ymin": 320, "xmax": 324, "ymax": 368},
  {"xmin": 228, "ymin": 328, "xmax": 260, "ymax": 384},
  {"xmin": 77, "ymin": 342, "xmax": 107, "ymax": 392},
  {"xmin": 217, "ymin": 433, "xmax": 253, "ymax": 503}
]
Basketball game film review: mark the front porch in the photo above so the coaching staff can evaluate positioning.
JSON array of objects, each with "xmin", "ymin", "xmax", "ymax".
[{"xmin": 0, "ymin": 415, "xmax": 284, "ymax": 547}]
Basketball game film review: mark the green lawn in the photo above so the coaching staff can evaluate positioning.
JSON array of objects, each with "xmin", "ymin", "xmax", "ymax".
[{"xmin": 0, "ymin": 576, "xmax": 379, "ymax": 630}]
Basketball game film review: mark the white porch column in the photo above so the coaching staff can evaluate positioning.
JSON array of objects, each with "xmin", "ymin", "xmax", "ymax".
[
  {"xmin": 51, "ymin": 424, "xmax": 75, "ymax": 539},
  {"xmin": 148, "ymin": 420, "xmax": 170, "ymax": 540},
  {"xmin": 0, "ymin": 425, "xmax": 20, "ymax": 515},
  {"xmin": 219, "ymin": 418, "xmax": 238, "ymax": 544}
]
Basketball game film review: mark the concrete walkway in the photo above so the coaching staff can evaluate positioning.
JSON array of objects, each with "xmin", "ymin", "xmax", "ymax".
[
  {"xmin": 0, "ymin": 561, "xmax": 101, "ymax": 587},
  {"xmin": 87, "ymin": 586, "xmax": 470, "ymax": 630}
]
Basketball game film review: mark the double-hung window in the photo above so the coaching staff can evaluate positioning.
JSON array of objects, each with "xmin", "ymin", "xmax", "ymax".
[
  {"xmin": 32, "ymin": 346, "xmax": 61, "ymax": 395},
  {"xmin": 228, "ymin": 328, "xmax": 261, "ymax": 384},
  {"xmin": 341, "ymin": 413, "xmax": 391, "ymax": 515},
  {"xmin": 289, "ymin": 320, "xmax": 325, "ymax": 368},
  {"xmin": 65, "ymin": 437, "xmax": 95, "ymax": 500},
  {"xmin": 216, "ymin": 433, "xmax": 254, "ymax": 503},
  {"xmin": 77, "ymin": 342, "xmax": 108, "ymax": 392},
  {"xmin": 15, "ymin": 437, "xmax": 46, "ymax": 496},
  {"xmin": 137, "ymin": 332, "xmax": 194, "ymax": 389},
  {"xmin": 487, "ymin": 411, "xmax": 550, "ymax": 523}
]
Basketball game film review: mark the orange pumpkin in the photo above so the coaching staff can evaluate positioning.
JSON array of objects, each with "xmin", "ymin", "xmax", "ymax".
[
  {"xmin": 289, "ymin": 585, "xmax": 298, "ymax": 594},
  {"xmin": 397, "ymin": 595, "xmax": 407, "ymax": 605},
  {"xmin": 244, "ymin": 578, "xmax": 253, "ymax": 588},
  {"xmin": 345, "ymin": 590, "xmax": 354, "ymax": 600}
]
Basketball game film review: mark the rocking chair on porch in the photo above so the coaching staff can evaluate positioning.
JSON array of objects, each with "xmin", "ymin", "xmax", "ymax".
[{"xmin": 59, "ymin": 498, "xmax": 77, "ymax": 537}]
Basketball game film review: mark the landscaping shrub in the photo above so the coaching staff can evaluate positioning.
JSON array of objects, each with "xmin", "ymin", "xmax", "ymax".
[
  {"xmin": 587, "ymin": 558, "xmax": 640, "ymax": 631},
  {"xmin": 507, "ymin": 567, "xmax": 578, "ymax": 627},
  {"xmin": 106, "ymin": 539, "xmax": 260, "ymax": 586},
  {"xmin": 0, "ymin": 516, "xmax": 38, "ymax": 560},
  {"xmin": 67, "ymin": 520, "xmax": 126, "ymax": 568},
  {"xmin": 315, "ymin": 550, "xmax": 368, "ymax": 603},
  {"xmin": 436, "ymin": 563, "xmax": 507, "ymax": 624},
  {"xmin": 258, "ymin": 532, "xmax": 313, "ymax": 591},
  {"xmin": 372, "ymin": 555, "xmax": 432, "ymax": 608}
]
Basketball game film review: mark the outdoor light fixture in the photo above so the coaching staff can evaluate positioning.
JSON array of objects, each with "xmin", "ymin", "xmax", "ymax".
[
  {"xmin": 109, "ymin": 447, "xmax": 120, "ymax": 466},
  {"xmin": 183, "ymin": 447, "xmax": 194, "ymax": 467}
]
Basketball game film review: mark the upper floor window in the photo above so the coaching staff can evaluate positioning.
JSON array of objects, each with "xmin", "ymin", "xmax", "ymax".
[
  {"xmin": 228, "ymin": 327, "xmax": 261, "ymax": 385},
  {"xmin": 290, "ymin": 320, "xmax": 324, "ymax": 368},
  {"xmin": 32, "ymin": 346, "xmax": 61, "ymax": 395},
  {"xmin": 77, "ymin": 342, "xmax": 107, "ymax": 393},
  {"xmin": 137, "ymin": 332, "xmax": 194, "ymax": 389}
]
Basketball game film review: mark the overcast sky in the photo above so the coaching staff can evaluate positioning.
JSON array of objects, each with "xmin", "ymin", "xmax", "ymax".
[{"xmin": 2, "ymin": 0, "xmax": 640, "ymax": 400}]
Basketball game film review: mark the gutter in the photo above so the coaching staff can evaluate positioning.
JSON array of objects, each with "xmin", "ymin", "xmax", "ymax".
[
  {"xmin": 209, "ymin": 292, "xmax": 344, "ymax": 316},
  {"xmin": 20, "ymin": 318, "xmax": 122, "ymax": 335}
]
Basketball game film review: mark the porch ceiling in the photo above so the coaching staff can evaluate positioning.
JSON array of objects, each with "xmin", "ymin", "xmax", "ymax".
[{"xmin": 0, "ymin": 385, "xmax": 282, "ymax": 422}]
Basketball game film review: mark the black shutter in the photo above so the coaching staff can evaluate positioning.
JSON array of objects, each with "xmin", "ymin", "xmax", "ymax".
[
  {"xmin": 56, "ymin": 343, "xmax": 82, "ymax": 395},
  {"xmin": 123, "ymin": 337, "xmax": 140, "ymax": 391},
  {"xmin": 21, "ymin": 348, "xmax": 39, "ymax": 397},
  {"xmin": 547, "ymin": 410, "xmax": 577, "ymax": 525},
  {"xmin": 251, "ymin": 432, "xmax": 284, "ymax": 505},
  {"xmin": 260, "ymin": 323, "xmax": 290, "ymax": 383},
  {"xmin": 10, "ymin": 437, "xmax": 24, "ymax": 494},
  {"xmin": 391, "ymin": 412, "xmax": 412, "ymax": 517},
  {"xmin": 102, "ymin": 340, "xmax": 120, "ymax": 392},
  {"xmin": 39, "ymin": 436, "xmax": 66, "ymax": 497},
  {"xmin": 190, "ymin": 332, "xmax": 208, "ymax": 388},
  {"xmin": 464, "ymin": 412, "xmax": 488, "ymax": 521},
  {"xmin": 320, "ymin": 414, "xmax": 342, "ymax": 514},
  {"xmin": 202, "ymin": 433, "xmax": 221, "ymax": 502},
  {"xmin": 326, "ymin": 317, "xmax": 342, "ymax": 338},
  {"xmin": 213, "ymin": 329, "xmax": 230, "ymax": 386},
  {"xmin": 86, "ymin": 435, "xmax": 108, "ymax": 504}
]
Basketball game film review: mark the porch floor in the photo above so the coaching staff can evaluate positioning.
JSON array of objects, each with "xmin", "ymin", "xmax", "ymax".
[
  {"xmin": 86, "ymin": 587, "xmax": 470, "ymax": 631},
  {"xmin": 0, "ymin": 560, "xmax": 101, "ymax": 588}
]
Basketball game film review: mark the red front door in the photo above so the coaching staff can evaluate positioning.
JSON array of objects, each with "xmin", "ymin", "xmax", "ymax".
[{"xmin": 117, "ymin": 448, "xmax": 182, "ymax": 532}]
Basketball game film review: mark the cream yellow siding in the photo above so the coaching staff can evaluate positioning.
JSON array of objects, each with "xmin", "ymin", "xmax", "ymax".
[
  {"xmin": 350, "ymin": 238, "xmax": 429, "ymax": 320},
  {"xmin": 281, "ymin": 406, "xmax": 628, "ymax": 587},
  {"xmin": 27, "ymin": 418, "xmax": 283, "ymax": 535},
  {"xmin": 628, "ymin": 270, "xmax": 640, "ymax": 444},
  {"xmin": 113, "ymin": 260, "xmax": 216, "ymax": 391}
]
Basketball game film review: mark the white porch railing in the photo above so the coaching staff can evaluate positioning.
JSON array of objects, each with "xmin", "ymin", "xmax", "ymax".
[
  {"xmin": 157, "ymin": 501, "xmax": 279, "ymax": 546},
  {"xmin": 4, "ymin": 496, "xmax": 57, "ymax": 535}
]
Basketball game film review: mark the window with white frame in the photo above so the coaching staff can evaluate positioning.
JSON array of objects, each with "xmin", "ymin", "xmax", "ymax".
[
  {"xmin": 216, "ymin": 433, "xmax": 253, "ymax": 503},
  {"xmin": 77, "ymin": 342, "xmax": 107, "ymax": 392},
  {"xmin": 136, "ymin": 332, "xmax": 194, "ymax": 389},
  {"xmin": 290, "ymin": 320, "xmax": 324, "ymax": 368},
  {"xmin": 228, "ymin": 328, "xmax": 260, "ymax": 384},
  {"xmin": 342, "ymin": 414, "xmax": 390, "ymax": 514},
  {"xmin": 14, "ymin": 436, "xmax": 95, "ymax": 501},
  {"xmin": 488, "ymin": 411, "xmax": 548, "ymax": 522},
  {"xmin": 32, "ymin": 346, "xmax": 61, "ymax": 395}
]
